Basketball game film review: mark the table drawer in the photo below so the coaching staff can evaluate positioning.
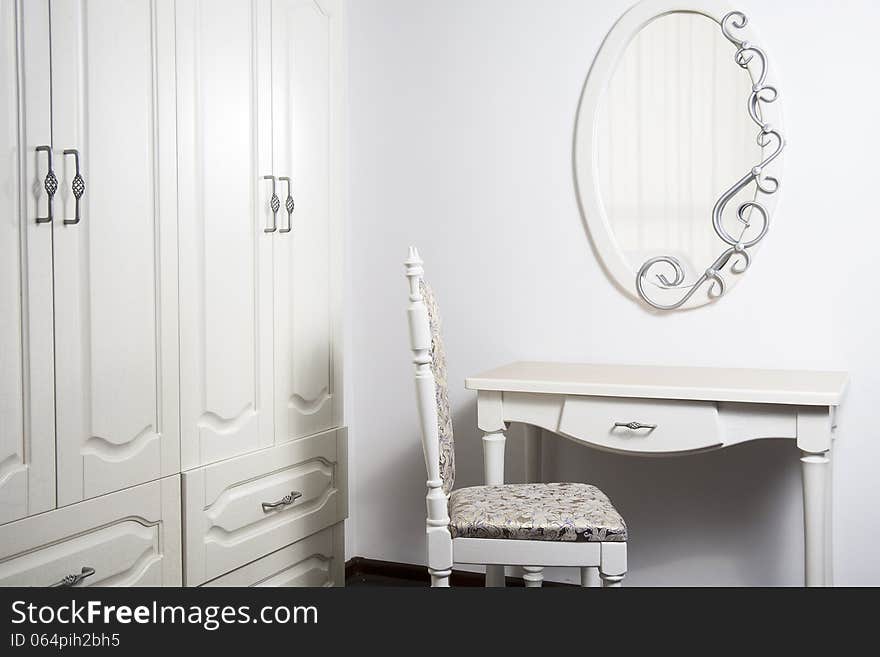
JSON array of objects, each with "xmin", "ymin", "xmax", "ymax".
[
  {"xmin": 558, "ymin": 396, "xmax": 720, "ymax": 454},
  {"xmin": 203, "ymin": 523, "xmax": 344, "ymax": 587},
  {"xmin": 183, "ymin": 428, "xmax": 348, "ymax": 585},
  {"xmin": 0, "ymin": 477, "xmax": 181, "ymax": 587}
]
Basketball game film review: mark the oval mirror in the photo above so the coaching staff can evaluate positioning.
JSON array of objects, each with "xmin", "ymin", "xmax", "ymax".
[{"xmin": 575, "ymin": 1, "xmax": 784, "ymax": 310}]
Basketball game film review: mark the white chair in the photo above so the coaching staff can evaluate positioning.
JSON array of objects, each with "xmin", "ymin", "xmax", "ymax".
[{"xmin": 404, "ymin": 247, "xmax": 628, "ymax": 587}]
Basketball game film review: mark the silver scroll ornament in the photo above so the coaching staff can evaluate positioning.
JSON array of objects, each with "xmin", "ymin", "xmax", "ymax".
[{"xmin": 636, "ymin": 11, "xmax": 785, "ymax": 310}]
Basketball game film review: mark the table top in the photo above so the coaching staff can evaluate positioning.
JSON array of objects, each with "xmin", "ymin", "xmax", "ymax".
[{"xmin": 465, "ymin": 362, "xmax": 848, "ymax": 406}]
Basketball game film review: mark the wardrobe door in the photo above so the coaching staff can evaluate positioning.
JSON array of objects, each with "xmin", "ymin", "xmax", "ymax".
[
  {"xmin": 271, "ymin": 0, "xmax": 344, "ymax": 442},
  {"xmin": 0, "ymin": 0, "xmax": 55, "ymax": 524},
  {"xmin": 177, "ymin": 0, "xmax": 275, "ymax": 469},
  {"xmin": 50, "ymin": 0, "xmax": 180, "ymax": 506}
]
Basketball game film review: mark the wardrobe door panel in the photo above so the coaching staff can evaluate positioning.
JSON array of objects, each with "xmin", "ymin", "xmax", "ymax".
[
  {"xmin": 177, "ymin": 0, "xmax": 275, "ymax": 469},
  {"xmin": 272, "ymin": 0, "xmax": 343, "ymax": 442},
  {"xmin": 0, "ymin": 0, "xmax": 55, "ymax": 524},
  {"xmin": 50, "ymin": 0, "xmax": 179, "ymax": 506}
]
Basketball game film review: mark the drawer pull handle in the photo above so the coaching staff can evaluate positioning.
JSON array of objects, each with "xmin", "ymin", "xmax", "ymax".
[
  {"xmin": 261, "ymin": 491, "xmax": 303, "ymax": 513},
  {"xmin": 50, "ymin": 567, "xmax": 95, "ymax": 588},
  {"xmin": 613, "ymin": 421, "xmax": 657, "ymax": 431}
]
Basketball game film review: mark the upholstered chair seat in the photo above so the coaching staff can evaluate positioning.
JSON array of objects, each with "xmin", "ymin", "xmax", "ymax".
[{"xmin": 448, "ymin": 482, "xmax": 627, "ymax": 543}]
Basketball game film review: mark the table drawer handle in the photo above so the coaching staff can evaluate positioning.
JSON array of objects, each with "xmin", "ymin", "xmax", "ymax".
[
  {"xmin": 261, "ymin": 491, "xmax": 303, "ymax": 513},
  {"xmin": 613, "ymin": 421, "xmax": 657, "ymax": 431},
  {"xmin": 49, "ymin": 566, "xmax": 95, "ymax": 588}
]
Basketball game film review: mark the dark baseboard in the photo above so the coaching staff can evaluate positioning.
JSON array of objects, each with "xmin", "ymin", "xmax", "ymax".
[{"xmin": 345, "ymin": 557, "xmax": 574, "ymax": 587}]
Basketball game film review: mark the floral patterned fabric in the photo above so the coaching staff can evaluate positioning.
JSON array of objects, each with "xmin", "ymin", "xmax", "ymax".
[
  {"xmin": 420, "ymin": 280, "xmax": 455, "ymax": 495},
  {"xmin": 448, "ymin": 482, "xmax": 627, "ymax": 542}
]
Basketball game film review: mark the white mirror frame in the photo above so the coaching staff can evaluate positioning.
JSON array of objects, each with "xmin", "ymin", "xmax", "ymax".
[{"xmin": 575, "ymin": 0, "xmax": 785, "ymax": 311}]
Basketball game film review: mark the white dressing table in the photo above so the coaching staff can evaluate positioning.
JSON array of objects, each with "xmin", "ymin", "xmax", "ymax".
[{"xmin": 465, "ymin": 362, "xmax": 848, "ymax": 587}]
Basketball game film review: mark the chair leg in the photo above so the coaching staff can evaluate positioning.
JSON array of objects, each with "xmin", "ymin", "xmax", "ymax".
[
  {"xmin": 600, "ymin": 542, "xmax": 627, "ymax": 589},
  {"xmin": 522, "ymin": 566, "xmax": 544, "ymax": 588},
  {"xmin": 580, "ymin": 566, "xmax": 601, "ymax": 587},
  {"xmin": 600, "ymin": 573, "xmax": 625, "ymax": 587},
  {"xmin": 429, "ymin": 568, "xmax": 451, "ymax": 587},
  {"xmin": 485, "ymin": 565, "xmax": 506, "ymax": 587}
]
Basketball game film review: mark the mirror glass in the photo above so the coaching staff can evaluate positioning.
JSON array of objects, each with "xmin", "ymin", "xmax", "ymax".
[{"xmin": 595, "ymin": 12, "xmax": 762, "ymax": 285}]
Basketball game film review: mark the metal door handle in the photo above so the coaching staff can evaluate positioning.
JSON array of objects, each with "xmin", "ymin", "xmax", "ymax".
[
  {"xmin": 278, "ymin": 176, "xmax": 293, "ymax": 233},
  {"xmin": 62, "ymin": 149, "xmax": 85, "ymax": 225},
  {"xmin": 263, "ymin": 175, "xmax": 279, "ymax": 233},
  {"xmin": 36, "ymin": 145, "xmax": 56, "ymax": 224},
  {"xmin": 261, "ymin": 490, "xmax": 303, "ymax": 513},
  {"xmin": 613, "ymin": 421, "xmax": 657, "ymax": 431},
  {"xmin": 49, "ymin": 566, "xmax": 95, "ymax": 588}
]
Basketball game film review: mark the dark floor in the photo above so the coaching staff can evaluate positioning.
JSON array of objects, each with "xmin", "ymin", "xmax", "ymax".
[
  {"xmin": 345, "ymin": 571, "xmax": 429, "ymax": 587},
  {"xmin": 344, "ymin": 559, "xmax": 533, "ymax": 587}
]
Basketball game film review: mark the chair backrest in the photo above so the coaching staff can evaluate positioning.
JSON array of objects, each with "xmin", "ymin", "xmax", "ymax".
[{"xmin": 405, "ymin": 247, "xmax": 455, "ymax": 504}]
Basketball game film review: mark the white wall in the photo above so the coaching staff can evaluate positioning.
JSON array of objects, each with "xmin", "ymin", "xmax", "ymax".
[{"xmin": 345, "ymin": 0, "xmax": 880, "ymax": 585}]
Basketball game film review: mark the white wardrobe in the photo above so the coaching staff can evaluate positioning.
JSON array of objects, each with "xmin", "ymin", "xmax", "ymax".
[{"xmin": 0, "ymin": 0, "xmax": 347, "ymax": 587}]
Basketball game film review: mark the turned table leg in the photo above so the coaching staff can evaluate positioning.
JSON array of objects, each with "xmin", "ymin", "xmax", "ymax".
[
  {"xmin": 801, "ymin": 450, "xmax": 830, "ymax": 587},
  {"xmin": 824, "ymin": 446, "xmax": 834, "ymax": 586},
  {"xmin": 523, "ymin": 424, "xmax": 543, "ymax": 483},
  {"xmin": 483, "ymin": 427, "xmax": 507, "ymax": 587}
]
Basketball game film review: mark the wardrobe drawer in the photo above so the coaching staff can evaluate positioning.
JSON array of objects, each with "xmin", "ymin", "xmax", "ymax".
[
  {"xmin": 0, "ymin": 477, "xmax": 182, "ymax": 587},
  {"xmin": 203, "ymin": 523, "xmax": 344, "ymax": 587},
  {"xmin": 183, "ymin": 428, "xmax": 348, "ymax": 586},
  {"xmin": 558, "ymin": 396, "xmax": 721, "ymax": 454}
]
